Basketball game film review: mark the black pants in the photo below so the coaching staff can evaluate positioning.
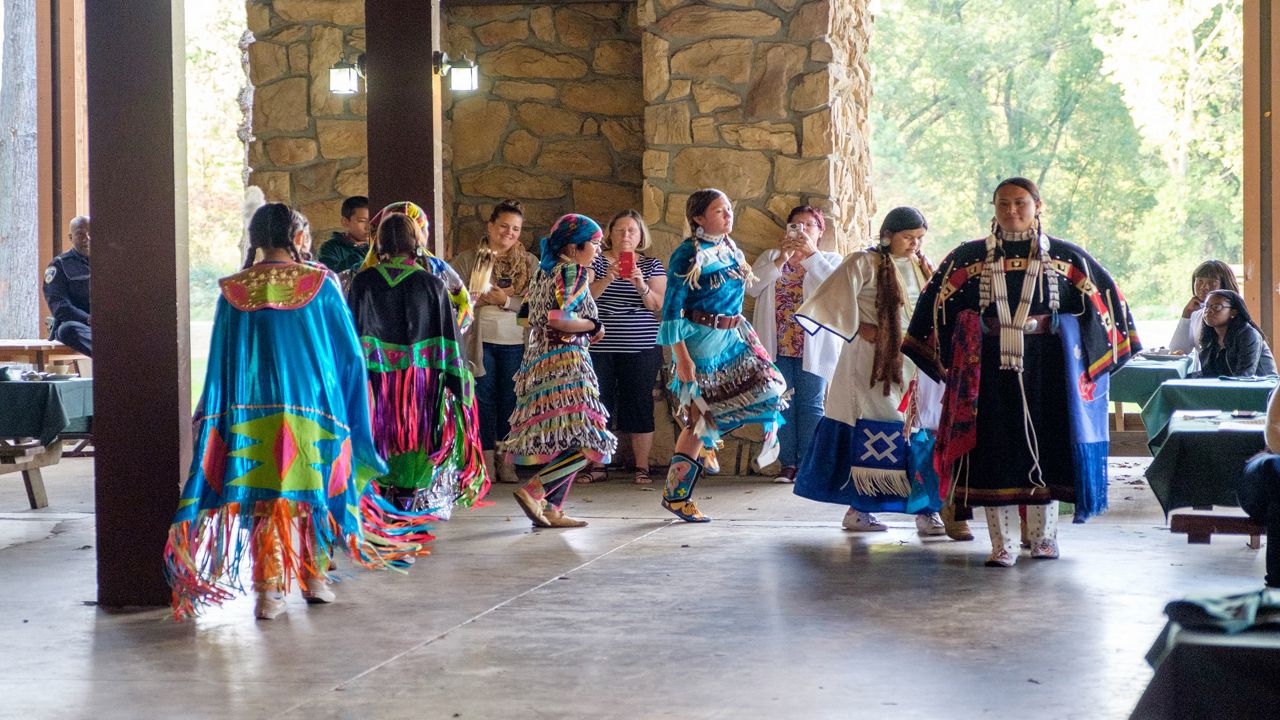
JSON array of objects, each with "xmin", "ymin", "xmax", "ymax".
[
  {"xmin": 54, "ymin": 321, "xmax": 92, "ymax": 357},
  {"xmin": 1239, "ymin": 454, "xmax": 1280, "ymax": 587}
]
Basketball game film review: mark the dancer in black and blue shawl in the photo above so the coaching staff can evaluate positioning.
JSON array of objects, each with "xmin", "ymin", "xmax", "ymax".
[{"xmin": 902, "ymin": 177, "xmax": 1140, "ymax": 567}]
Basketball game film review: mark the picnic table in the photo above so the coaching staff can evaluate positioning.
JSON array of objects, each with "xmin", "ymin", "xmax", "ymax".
[
  {"xmin": 0, "ymin": 340, "xmax": 88, "ymax": 372},
  {"xmin": 0, "ymin": 378, "xmax": 93, "ymax": 509},
  {"xmin": 1140, "ymin": 377, "xmax": 1277, "ymax": 442},
  {"xmin": 1109, "ymin": 355, "xmax": 1194, "ymax": 431},
  {"xmin": 1144, "ymin": 412, "xmax": 1266, "ymax": 515}
]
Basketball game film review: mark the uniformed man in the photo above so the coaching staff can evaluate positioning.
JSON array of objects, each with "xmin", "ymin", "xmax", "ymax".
[{"xmin": 43, "ymin": 216, "xmax": 92, "ymax": 357}]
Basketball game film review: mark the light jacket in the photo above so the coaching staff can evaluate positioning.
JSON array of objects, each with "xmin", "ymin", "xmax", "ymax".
[{"xmin": 746, "ymin": 247, "xmax": 843, "ymax": 382}]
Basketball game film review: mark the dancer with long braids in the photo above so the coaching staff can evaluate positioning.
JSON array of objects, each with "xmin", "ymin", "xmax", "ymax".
[
  {"xmin": 902, "ymin": 177, "xmax": 1140, "ymax": 566},
  {"xmin": 500, "ymin": 214, "xmax": 617, "ymax": 528},
  {"xmin": 164, "ymin": 203, "xmax": 435, "ymax": 620},
  {"xmin": 658, "ymin": 189, "xmax": 788, "ymax": 522}
]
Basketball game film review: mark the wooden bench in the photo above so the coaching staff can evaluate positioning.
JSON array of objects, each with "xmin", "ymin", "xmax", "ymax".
[
  {"xmin": 0, "ymin": 339, "xmax": 90, "ymax": 374},
  {"xmin": 1170, "ymin": 512, "xmax": 1267, "ymax": 550},
  {"xmin": 0, "ymin": 438, "xmax": 64, "ymax": 509}
]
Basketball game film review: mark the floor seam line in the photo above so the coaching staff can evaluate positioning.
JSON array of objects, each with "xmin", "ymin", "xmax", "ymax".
[{"xmin": 274, "ymin": 520, "xmax": 673, "ymax": 718}]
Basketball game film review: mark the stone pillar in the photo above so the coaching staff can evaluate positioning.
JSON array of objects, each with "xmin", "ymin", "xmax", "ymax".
[{"xmin": 639, "ymin": 0, "xmax": 874, "ymax": 260}]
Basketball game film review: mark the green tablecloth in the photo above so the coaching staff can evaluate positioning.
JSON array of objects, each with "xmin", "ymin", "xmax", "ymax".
[
  {"xmin": 1144, "ymin": 413, "xmax": 1266, "ymax": 514},
  {"xmin": 0, "ymin": 378, "xmax": 93, "ymax": 445},
  {"xmin": 1110, "ymin": 356, "xmax": 1194, "ymax": 406},
  {"xmin": 1140, "ymin": 377, "xmax": 1276, "ymax": 441}
]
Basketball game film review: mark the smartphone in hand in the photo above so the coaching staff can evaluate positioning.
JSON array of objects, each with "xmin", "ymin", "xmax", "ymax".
[
  {"xmin": 786, "ymin": 223, "xmax": 801, "ymax": 240},
  {"xmin": 618, "ymin": 250, "xmax": 636, "ymax": 278}
]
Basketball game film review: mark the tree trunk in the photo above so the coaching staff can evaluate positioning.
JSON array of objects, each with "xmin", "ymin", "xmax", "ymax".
[{"xmin": 0, "ymin": 0, "xmax": 39, "ymax": 339}]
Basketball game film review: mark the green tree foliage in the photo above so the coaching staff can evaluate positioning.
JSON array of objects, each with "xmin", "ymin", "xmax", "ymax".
[{"xmin": 870, "ymin": 0, "xmax": 1242, "ymax": 319}]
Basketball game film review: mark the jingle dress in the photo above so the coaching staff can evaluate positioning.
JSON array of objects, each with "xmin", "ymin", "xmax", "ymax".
[
  {"xmin": 792, "ymin": 249, "xmax": 946, "ymax": 512},
  {"xmin": 164, "ymin": 262, "xmax": 435, "ymax": 619},
  {"xmin": 659, "ymin": 234, "xmax": 787, "ymax": 464},
  {"xmin": 498, "ymin": 262, "xmax": 617, "ymax": 465},
  {"xmin": 902, "ymin": 230, "xmax": 1140, "ymax": 519},
  {"xmin": 348, "ymin": 256, "xmax": 489, "ymax": 517}
]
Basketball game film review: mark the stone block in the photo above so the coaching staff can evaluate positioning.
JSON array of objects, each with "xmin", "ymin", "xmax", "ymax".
[
  {"xmin": 273, "ymin": 0, "xmax": 363, "ymax": 25},
  {"xmin": 247, "ymin": 3, "xmax": 272, "ymax": 34},
  {"xmin": 266, "ymin": 137, "xmax": 318, "ymax": 166},
  {"xmin": 450, "ymin": 5, "xmax": 520, "ymax": 23},
  {"xmin": 774, "ymin": 156, "xmax": 830, "ymax": 194},
  {"xmin": 536, "ymin": 139, "xmax": 614, "ymax": 177},
  {"xmin": 572, "ymin": 180, "xmax": 642, "ymax": 223},
  {"xmin": 672, "ymin": 148, "xmax": 772, "ymax": 200},
  {"xmin": 503, "ymin": 130, "xmax": 540, "ymax": 166},
  {"xmin": 316, "ymin": 119, "xmax": 367, "ymax": 159},
  {"xmin": 253, "ymin": 78, "xmax": 309, "ymax": 132},
  {"xmin": 554, "ymin": 8, "xmax": 620, "ymax": 49},
  {"xmin": 444, "ymin": 23, "xmax": 477, "ymax": 58},
  {"xmin": 671, "ymin": 39, "xmax": 754, "ymax": 84},
  {"xmin": 583, "ymin": 118, "xmax": 600, "ymax": 135},
  {"xmin": 642, "ymin": 33, "xmax": 670, "ymax": 103},
  {"xmin": 642, "ymin": 182, "xmax": 664, "ymax": 225},
  {"xmin": 516, "ymin": 102, "xmax": 585, "ymax": 137},
  {"xmin": 721, "ymin": 122, "xmax": 798, "ymax": 153},
  {"xmin": 574, "ymin": 3, "xmax": 623, "ymax": 20},
  {"xmin": 657, "ymin": 6, "xmax": 782, "ymax": 38},
  {"xmin": 773, "ymin": 0, "xmax": 802, "ymax": 10},
  {"xmin": 493, "ymin": 81, "xmax": 558, "ymax": 102},
  {"xmin": 811, "ymin": 40, "xmax": 832, "ymax": 63},
  {"xmin": 293, "ymin": 161, "xmax": 340, "ymax": 204},
  {"xmin": 644, "ymin": 103, "xmax": 692, "ymax": 146},
  {"xmin": 484, "ymin": 46, "xmax": 589, "ymax": 79},
  {"xmin": 531, "ymin": 7, "xmax": 556, "ymax": 42},
  {"xmin": 562, "ymin": 80, "xmax": 644, "ymax": 117},
  {"xmin": 791, "ymin": 70, "xmax": 829, "ymax": 113},
  {"xmin": 349, "ymin": 92, "xmax": 366, "ymax": 117},
  {"xmin": 767, "ymin": 194, "xmax": 802, "ymax": 221},
  {"xmin": 601, "ymin": 118, "xmax": 643, "ymax": 154},
  {"xmin": 451, "ymin": 98, "xmax": 511, "ymax": 169},
  {"xmin": 300, "ymin": 197, "xmax": 344, "ymax": 234},
  {"xmin": 459, "ymin": 168, "xmax": 565, "ymax": 200},
  {"xmin": 643, "ymin": 150, "xmax": 670, "ymax": 178},
  {"xmin": 309, "ymin": 25, "xmax": 346, "ymax": 117},
  {"xmin": 693, "ymin": 83, "xmax": 740, "ymax": 114},
  {"xmin": 475, "ymin": 19, "xmax": 529, "ymax": 46},
  {"xmin": 593, "ymin": 40, "xmax": 641, "ymax": 76},
  {"xmin": 271, "ymin": 26, "xmax": 308, "ymax": 44},
  {"xmin": 789, "ymin": 0, "xmax": 830, "ymax": 40},
  {"xmin": 665, "ymin": 192, "xmax": 690, "ymax": 228},
  {"xmin": 248, "ymin": 41, "xmax": 288, "ymax": 86},
  {"xmin": 744, "ymin": 44, "xmax": 807, "ymax": 120},
  {"xmin": 691, "ymin": 117, "xmax": 719, "ymax": 144},
  {"xmin": 249, "ymin": 139, "xmax": 267, "ymax": 168},
  {"xmin": 801, "ymin": 108, "xmax": 833, "ymax": 157},
  {"xmin": 668, "ymin": 79, "xmax": 691, "ymax": 99},
  {"xmin": 287, "ymin": 42, "xmax": 309, "ymax": 76},
  {"xmin": 250, "ymin": 170, "xmax": 290, "ymax": 202},
  {"xmin": 733, "ymin": 206, "xmax": 783, "ymax": 256},
  {"xmin": 335, "ymin": 160, "xmax": 368, "ymax": 197}
]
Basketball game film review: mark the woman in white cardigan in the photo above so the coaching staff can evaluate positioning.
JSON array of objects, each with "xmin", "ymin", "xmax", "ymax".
[{"xmin": 746, "ymin": 206, "xmax": 843, "ymax": 482}]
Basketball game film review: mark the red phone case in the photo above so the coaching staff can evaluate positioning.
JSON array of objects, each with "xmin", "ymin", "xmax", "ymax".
[{"xmin": 618, "ymin": 251, "xmax": 635, "ymax": 277}]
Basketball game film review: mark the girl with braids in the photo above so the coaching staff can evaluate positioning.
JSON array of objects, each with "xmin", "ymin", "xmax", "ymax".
[
  {"xmin": 347, "ymin": 212, "xmax": 489, "ymax": 517},
  {"xmin": 164, "ymin": 203, "xmax": 435, "ymax": 621},
  {"xmin": 792, "ymin": 207, "xmax": 958, "ymax": 537},
  {"xmin": 658, "ymin": 189, "xmax": 787, "ymax": 523},
  {"xmin": 1194, "ymin": 289, "xmax": 1276, "ymax": 377},
  {"xmin": 499, "ymin": 214, "xmax": 617, "ymax": 528},
  {"xmin": 746, "ymin": 205, "xmax": 843, "ymax": 484},
  {"xmin": 902, "ymin": 178, "xmax": 1141, "ymax": 567}
]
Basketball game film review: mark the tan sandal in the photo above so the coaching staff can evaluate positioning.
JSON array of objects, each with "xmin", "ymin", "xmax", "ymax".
[
  {"xmin": 577, "ymin": 465, "xmax": 608, "ymax": 484},
  {"xmin": 633, "ymin": 468, "xmax": 652, "ymax": 485}
]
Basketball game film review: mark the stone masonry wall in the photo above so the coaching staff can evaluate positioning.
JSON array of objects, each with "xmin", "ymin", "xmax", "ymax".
[
  {"xmin": 244, "ymin": 0, "xmax": 368, "ymax": 240},
  {"xmin": 442, "ymin": 3, "xmax": 643, "ymax": 255},
  {"xmin": 639, "ymin": 0, "xmax": 873, "ymax": 261}
]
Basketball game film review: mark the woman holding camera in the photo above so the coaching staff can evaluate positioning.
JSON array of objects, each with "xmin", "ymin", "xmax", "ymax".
[
  {"xmin": 450, "ymin": 200, "xmax": 539, "ymax": 485},
  {"xmin": 746, "ymin": 206, "xmax": 843, "ymax": 483},
  {"xmin": 583, "ymin": 210, "xmax": 667, "ymax": 484}
]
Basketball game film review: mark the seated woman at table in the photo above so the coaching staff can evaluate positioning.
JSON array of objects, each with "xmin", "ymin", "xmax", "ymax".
[
  {"xmin": 1239, "ymin": 388, "xmax": 1280, "ymax": 588},
  {"xmin": 1169, "ymin": 260, "xmax": 1239, "ymax": 359},
  {"xmin": 1195, "ymin": 289, "xmax": 1277, "ymax": 377}
]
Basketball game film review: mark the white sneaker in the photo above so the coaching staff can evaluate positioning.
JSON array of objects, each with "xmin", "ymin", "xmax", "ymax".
[
  {"xmin": 254, "ymin": 591, "xmax": 287, "ymax": 620},
  {"xmin": 915, "ymin": 512, "xmax": 947, "ymax": 536},
  {"xmin": 302, "ymin": 578, "xmax": 336, "ymax": 604},
  {"xmin": 842, "ymin": 509, "xmax": 888, "ymax": 532}
]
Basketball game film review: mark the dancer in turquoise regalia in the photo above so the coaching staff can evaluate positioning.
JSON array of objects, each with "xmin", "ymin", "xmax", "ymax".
[{"xmin": 164, "ymin": 203, "xmax": 435, "ymax": 621}]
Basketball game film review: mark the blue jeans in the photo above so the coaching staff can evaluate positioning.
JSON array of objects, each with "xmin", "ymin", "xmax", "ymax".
[
  {"xmin": 477, "ymin": 342, "xmax": 524, "ymax": 449},
  {"xmin": 774, "ymin": 355, "xmax": 826, "ymax": 468}
]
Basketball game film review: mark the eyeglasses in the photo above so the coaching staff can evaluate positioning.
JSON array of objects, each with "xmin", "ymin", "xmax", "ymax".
[{"xmin": 1206, "ymin": 303, "xmax": 1234, "ymax": 312}]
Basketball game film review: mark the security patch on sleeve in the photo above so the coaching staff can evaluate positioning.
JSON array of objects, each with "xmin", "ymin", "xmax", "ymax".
[{"xmin": 44, "ymin": 266, "xmax": 57, "ymax": 284}]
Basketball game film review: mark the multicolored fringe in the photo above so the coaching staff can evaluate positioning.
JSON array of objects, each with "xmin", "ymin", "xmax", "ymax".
[
  {"xmin": 363, "ymin": 336, "xmax": 489, "ymax": 511},
  {"xmin": 500, "ymin": 345, "xmax": 616, "ymax": 464},
  {"xmin": 163, "ymin": 494, "xmax": 436, "ymax": 621}
]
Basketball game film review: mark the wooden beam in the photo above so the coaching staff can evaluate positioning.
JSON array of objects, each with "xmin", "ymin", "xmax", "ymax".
[
  {"xmin": 365, "ymin": 0, "xmax": 445, "ymax": 256},
  {"xmin": 85, "ymin": 0, "xmax": 190, "ymax": 608},
  {"xmin": 1245, "ymin": 0, "xmax": 1279, "ymax": 344}
]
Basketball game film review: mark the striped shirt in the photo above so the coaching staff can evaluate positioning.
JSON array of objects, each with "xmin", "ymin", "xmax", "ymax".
[{"xmin": 591, "ymin": 254, "xmax": 666, "ymax": 353}]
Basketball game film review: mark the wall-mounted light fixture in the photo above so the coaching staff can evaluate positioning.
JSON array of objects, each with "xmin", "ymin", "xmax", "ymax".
[
  {"xmin": 433, "ymin": 51, "xmax": 480, "ymax": 93},
  {"xmin": 330, "ymin": 53, "xmax": 366, "ymax": 95}
]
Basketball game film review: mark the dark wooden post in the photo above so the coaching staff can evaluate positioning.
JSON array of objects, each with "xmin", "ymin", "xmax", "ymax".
[
  {"xmin": 85, "ymin": 0, "xmax": 190, "ymax": 607},
  {"xmin": 365, "ymin": 0, "xmax": 445, "ymax": 256},
  {"xmin": 1245, "ymin": 0, "xmax": 1280, "ymax": 342}
]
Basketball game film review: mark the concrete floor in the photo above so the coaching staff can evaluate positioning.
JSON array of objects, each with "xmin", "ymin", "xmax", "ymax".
[{"xmin": 0, "ymin": 457, "xmax": 1268, "ymax": 720}]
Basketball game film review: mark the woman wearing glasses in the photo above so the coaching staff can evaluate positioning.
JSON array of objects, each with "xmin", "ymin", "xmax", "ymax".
[
  {"xmin": 1196, "ymin": 289, "xmax": 1276, "ymax": 377},
  {"xmin": 746, "ymin": 205, "xmax": 843, "ymax": 483}
]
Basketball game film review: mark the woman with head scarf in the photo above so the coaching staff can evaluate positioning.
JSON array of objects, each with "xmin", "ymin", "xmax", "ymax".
[
  {"xmin": 499, "ymin": 214, "xmax": 618, "ymax": 528},
  {"xmin": 792, "ymin": 207, "xmax": 960, "ymax": 538},
  {"xmin": 903, "ymin": 177, "xmax": 1141, "ymax": 567},
  {"xmin": 657, "ymin": 189, "xmax": 788, "ymax": 523},
  {"xmin": 347, "ymin": 211, "xmax": 489, "ymax": 517}
]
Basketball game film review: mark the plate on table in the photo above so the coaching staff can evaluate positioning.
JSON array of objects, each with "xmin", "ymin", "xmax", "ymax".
[
  {"xmin": 1137, "ymin": 352, "xmax": 1188, "ymax": 361},
  {"xmin": 42, "ymin": 373, "xmax": 77, "ymax": 381}
]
